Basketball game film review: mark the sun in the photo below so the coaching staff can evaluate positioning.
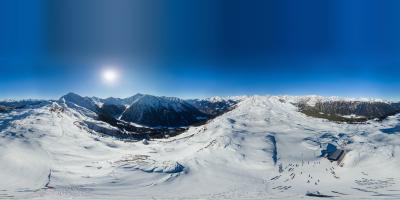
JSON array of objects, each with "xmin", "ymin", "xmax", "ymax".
[{"xmin": 101, "ymin": 68, "xmax": 119, "ymax": 85}]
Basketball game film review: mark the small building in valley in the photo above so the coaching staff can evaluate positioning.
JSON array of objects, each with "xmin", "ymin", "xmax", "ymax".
[
  {"xmin": 327, "ymin": 149, "xmax": 345, "ymax": 162},
  {"xmin": 321, "ymin": 143, "xmax": 347, "ymax": 165}
]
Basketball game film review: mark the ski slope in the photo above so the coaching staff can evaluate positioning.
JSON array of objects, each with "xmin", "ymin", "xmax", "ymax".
[{"xmin": 0, "ymin": 96, "xmax": 400, "ymax": 199}]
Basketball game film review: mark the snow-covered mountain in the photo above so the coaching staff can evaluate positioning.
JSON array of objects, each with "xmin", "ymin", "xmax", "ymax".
[
  {"xmin": 60, "ymin": 92, "xmax": 99, "ymax": 113},
  {"xmin": 120, "ymin": 94, "xmax": 209, "ymax": 127},
  {"xmin": 92, "ymin": 94, "xmax": 144, "ymax": 107},
  {"xmin": 1, "ymin": 95, "xmax": 400, "ymax": 199},
  {"xmin": 294, "ymin": 97, "xmax": 400, "ymax": 123},
  {"xmin": 187, "ymin": 98, "xmax": 239, "ymax": 116},
  {"xmin": 58, "ymin": 93, "xmax": 236, "ymax": 128}
]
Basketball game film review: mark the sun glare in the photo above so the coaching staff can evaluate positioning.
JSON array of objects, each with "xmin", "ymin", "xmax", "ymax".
[{"xmin": 102, "ymin": 68, "xmax": 119, "ymax": 85}]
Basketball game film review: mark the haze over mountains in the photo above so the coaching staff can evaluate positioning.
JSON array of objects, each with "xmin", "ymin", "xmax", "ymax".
[{"xmin": 1, "ymin": 93, "xmax": 400, "ymax": 199}]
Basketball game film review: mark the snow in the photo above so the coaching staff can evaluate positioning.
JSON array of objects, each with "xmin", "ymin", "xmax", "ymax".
[
  {"xmin": 276, "ymin": 95, "xmax": 393, "ymax": 106},
  {"xmin": 204, "ymin": 95, "xmax": 248, "ymax": 103},
  {"xmin": 130, "ymin": 94, "xmax": 190, "ymax": 112},
  {"xmin": 117, "ymin": 94, "xmax": 191, "ymax": 122},
  {"xmin": 341, "ymin": 114, "xmax": 366, "ymax": 119},
  {"xmin": 0, "ymin": 95, "xmax": 400, "ymax": 199}
]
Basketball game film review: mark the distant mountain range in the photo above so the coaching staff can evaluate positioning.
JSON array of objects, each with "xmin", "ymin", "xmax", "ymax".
[
  {"xmin": 295, "ymin": 97, "xmax": 400, "ymax": 123},
  {"xmin": 2, "ymin": 93, "xmax": 400, "ymax": 138},
  {"xmin": 59, "ymin": 92, "xmax": 237, "ymax": 128}
]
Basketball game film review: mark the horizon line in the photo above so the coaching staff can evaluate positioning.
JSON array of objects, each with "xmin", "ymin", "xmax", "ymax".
[{"xmin": 1, "ymin": 92, "xmax": 399, "ymax": 102}]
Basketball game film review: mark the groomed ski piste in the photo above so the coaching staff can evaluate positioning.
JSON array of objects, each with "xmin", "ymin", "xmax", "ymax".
[{"xmin": 1, "ymin": 96, "xmax": 400, "ymax": 199}]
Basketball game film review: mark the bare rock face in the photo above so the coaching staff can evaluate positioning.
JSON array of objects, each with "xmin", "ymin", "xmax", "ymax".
[{"xmin": 297, "ymin": 100, "xmax": 400, "ymax": 123}]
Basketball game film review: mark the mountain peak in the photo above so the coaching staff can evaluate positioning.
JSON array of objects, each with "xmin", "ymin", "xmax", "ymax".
[
  {"xmin": 59, "ymin": 92, "xmax": 99, "ymax": 113},
  {"xmin": 60, "ymin": 92, "xmax": 84, "ymax": 101}
]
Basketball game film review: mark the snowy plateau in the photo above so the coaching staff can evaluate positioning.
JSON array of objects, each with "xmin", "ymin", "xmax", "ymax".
[{"xmin": 1, "ymin": 94, "xmax": 400, "ymax": 199}]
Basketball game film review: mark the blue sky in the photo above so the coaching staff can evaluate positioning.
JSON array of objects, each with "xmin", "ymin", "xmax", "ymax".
[{"xmin": 0, "ymin": 0, "xmax": 400, "ymax": 100}]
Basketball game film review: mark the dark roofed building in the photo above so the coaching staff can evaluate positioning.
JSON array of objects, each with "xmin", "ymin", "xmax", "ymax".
[
  {"xmin": 320, "ymin": 143, "xmax": 337, "ymax": 157},
  {"xmin": 327, "ymin": 149, "xmax": 345, "ymax": 161}
]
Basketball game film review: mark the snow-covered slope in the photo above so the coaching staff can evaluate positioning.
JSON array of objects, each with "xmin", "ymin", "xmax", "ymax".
[
  {"xmin": 0, "ymin": 96, "xmax": 400, "ymax": 199},
  {"xmin": 92, "ymin": 94, "xmax": 144, "ymax": 107},
  {"xmin": 60, "ymin": 92, "xmax": 99, "ymax": 113}
]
